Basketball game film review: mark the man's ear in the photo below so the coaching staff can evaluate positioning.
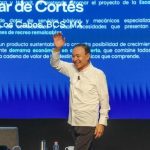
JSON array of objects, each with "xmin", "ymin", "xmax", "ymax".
[{"xmin": 86, "ymin": 53, "xmax": 90, "ymax": 61}]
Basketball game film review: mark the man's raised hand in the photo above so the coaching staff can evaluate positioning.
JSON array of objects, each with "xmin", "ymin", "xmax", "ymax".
[{"xmin": 53, "ymin": 32, "xmax": 65, "ymax": 50}]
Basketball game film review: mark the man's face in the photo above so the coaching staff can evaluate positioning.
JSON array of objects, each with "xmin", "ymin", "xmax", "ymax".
[{"xmin": 72, "ymin": 46, "xmax": 90, "ymax": 71}]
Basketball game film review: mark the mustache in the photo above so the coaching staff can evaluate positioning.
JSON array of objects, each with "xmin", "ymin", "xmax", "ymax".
[{"xmin": 73, "ymin": 61, "xmax": 81, "ymax": 64}]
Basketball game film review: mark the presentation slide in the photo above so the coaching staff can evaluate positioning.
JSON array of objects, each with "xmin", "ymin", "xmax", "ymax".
[{"xmin": 0, "ymin": 0, "xmax": 149, "ymax": 119}]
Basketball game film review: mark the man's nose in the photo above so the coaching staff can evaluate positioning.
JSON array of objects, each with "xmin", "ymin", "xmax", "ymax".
[{"xmin": 73, "ymin": 56, "xmax": 77, "ymax": 61}]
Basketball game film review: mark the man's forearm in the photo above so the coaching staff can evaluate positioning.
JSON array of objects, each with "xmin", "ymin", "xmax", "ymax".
[{"xmin": 50, "ymin": 50, "xmax": 60, "ymax": 69}]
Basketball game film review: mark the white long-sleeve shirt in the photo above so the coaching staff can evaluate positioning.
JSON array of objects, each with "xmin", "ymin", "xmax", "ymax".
[{"xmin": 50, "ymin": 51, "xmax": 110, "ymax": 126}]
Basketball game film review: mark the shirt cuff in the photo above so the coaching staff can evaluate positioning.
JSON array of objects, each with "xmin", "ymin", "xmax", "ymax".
[{"xmin": 99, "ymin": 117, "xmax": 108, "ymax": 126}]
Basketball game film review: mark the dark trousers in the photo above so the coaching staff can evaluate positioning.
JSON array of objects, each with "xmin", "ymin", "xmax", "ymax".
[{"xmin": 68, "ymin": 125, "xmax": 95, "ymax": 150}]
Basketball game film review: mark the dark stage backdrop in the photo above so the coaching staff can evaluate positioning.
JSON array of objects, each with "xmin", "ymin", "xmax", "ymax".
[
  {"xmin": 0, "ymin": 119, "xmax": 150, "ymax": 150},
  {"xmin": 0, "ymin": 0, "xmax": 150, "ymax": 119}
]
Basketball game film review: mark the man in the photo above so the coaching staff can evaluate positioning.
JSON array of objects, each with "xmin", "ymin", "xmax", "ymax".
[{"xmin": 50, "ymin": 33, "xmax": 110, "ymax": 150}]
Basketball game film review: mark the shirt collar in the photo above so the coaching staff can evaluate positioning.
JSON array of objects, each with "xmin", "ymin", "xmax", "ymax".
[{"xmin": 78, "ymin": 63, "xmax": 92, "ymax": 73}]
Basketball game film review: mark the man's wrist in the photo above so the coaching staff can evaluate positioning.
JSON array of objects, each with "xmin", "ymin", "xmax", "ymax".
[{"xmin": 53, "ymin": 47, "xmax": 61, "ymax": 52}]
